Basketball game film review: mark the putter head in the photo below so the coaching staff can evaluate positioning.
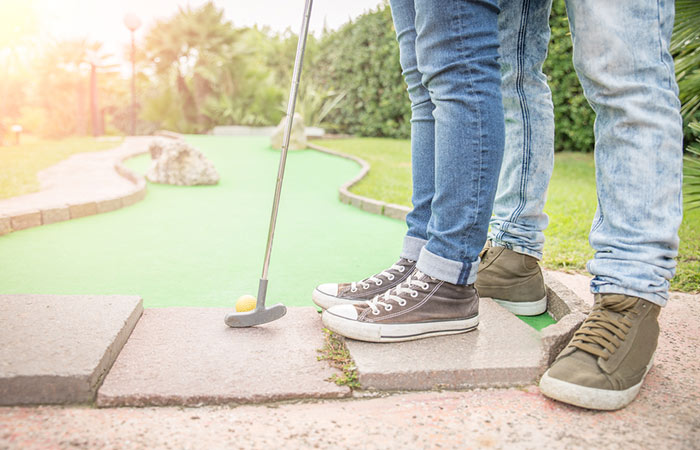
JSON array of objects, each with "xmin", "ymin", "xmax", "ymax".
[{"xmin": 224, "ymin": 303, "xmax": 287, "ymax": 328}]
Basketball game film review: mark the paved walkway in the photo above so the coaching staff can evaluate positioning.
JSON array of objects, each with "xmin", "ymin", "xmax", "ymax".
[
  {"xmin": 1, "ymin": 275, "xmax": 697, "ymax": 449},
  {"xmin": 0, "ymin": 137, "xmax": 151, "ymax": 234}
]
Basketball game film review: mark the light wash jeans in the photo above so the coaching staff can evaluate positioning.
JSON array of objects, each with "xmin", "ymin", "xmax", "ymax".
[
  {"xmin": 390, "ymin": 0, "xmax": 505, "ymax": 285},
  {"xmin": 489, "ymin": 0, "xmax": 683, "ymax": 306}
]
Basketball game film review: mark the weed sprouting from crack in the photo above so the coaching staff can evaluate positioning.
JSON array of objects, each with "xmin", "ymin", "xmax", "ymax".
[{"xmin": 317, "ymin": 328, "xmax": 360, "ymax": 389}]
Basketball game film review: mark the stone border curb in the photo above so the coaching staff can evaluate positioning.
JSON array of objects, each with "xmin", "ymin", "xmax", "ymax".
[
  {"xmin": 155, "ymin": 130, "xmax": 186, "ymax": 140},
  {"xmin": 538, "ymin": 272, "xmax": 590, "ymax": 367},
  {"xmin": 0, "ymin": 141, "xmax": 149, "ymax": 237},
  {"xmin": 307, "ymin": 143, "xmax": 412, "ymax": 221}
]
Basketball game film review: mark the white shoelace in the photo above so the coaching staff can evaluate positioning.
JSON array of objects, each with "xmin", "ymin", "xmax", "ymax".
[
  {"xmin": 350, "ymin": 261, "xmax": 412, "ymax": 292},
  {"xmin": 365, "ymin": 270, "xmax": 431, "ymax": 315}
]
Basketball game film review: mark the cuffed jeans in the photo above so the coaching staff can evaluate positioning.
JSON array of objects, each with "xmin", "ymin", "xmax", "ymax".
[
  {"xmin": 390, "ymin": 0, "xmax": 505, "ymax": 285},
  {"xmin": 488, "ymin": 0, "xmax": 683, "ymax": 306}
]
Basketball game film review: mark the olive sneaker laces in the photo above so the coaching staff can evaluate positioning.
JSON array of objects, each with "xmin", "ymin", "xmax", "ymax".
[
  {"xmin": 322, "ymin": 269, "xmax": 479, "ymax": 343},
  {"xmin": 539, "ymin": 294, "xmax": 660, "ymax": 410},
  {"xmin": 474, "ymin": 240, "xmax": 547, "ymax": 316},
  {"xmin": 312, "ymin": 258, "xmax": 416, "ymax": 309}
]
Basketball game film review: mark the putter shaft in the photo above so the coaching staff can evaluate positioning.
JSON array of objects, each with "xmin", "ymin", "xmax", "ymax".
[{"xmin": 258, "ymin": 0, "xmax": 314, "ymax": 306}]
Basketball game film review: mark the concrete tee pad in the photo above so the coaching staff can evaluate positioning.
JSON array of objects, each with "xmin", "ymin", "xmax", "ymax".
[
  {"xmin": 96, "ymin": 307, "xmax": 350, "ymax": 407},
  {"xmin": 343, "ymin": 278, "xmax": 591, "ymax": 391},
  {"xmin": 0, "ymin": 295, "xmax": 143, "ymax": 405},
  {"xmin": 345, "ymin": 298, "xmax": 549, "ymax": 391}
]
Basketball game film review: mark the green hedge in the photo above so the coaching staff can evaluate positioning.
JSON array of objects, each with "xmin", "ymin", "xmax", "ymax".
[
  {"xmin": 543, "ymin": 0, "xmax": 595, "ymax": 153},
  {"xmin": 312, "ymin": 6, "xmax": 411, "ymax": 139},
  {"xmin": 314, "ymin": 0, "xmax": 596, "ymax": 152}
]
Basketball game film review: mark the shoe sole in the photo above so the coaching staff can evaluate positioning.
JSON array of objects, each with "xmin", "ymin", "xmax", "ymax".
[
  {"xmin": 312, "ymin": 289, "xmax": 369, "ymax": 310},
  {"xmin": 491, "ymin": 295, "xmax": 547, "ymax": 316},
  {"xmin": 538, "ymin": 356, "xmax": 654, "ymax": 411},
  {"xmin": 322, "ymin": 310, "xmax": 479, "ymax": 343}
]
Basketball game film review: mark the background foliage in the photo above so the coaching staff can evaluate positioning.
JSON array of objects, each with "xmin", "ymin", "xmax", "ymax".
[
  {"xmin": 0, "ymin": 0, "xmax": 697, "ymax": 156},
  {"xmin": 310, "ymin": 6, "xmax": 410, "ymax": 139}
]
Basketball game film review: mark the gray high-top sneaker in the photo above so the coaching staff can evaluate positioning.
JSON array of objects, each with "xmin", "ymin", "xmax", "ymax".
[
  {"xmin": 475, "ymin": 240, "xmax": 547, "ymax": 315},
  {"xmin": 539, "ymin": 294, "xmax": 660, "ymax": 410},
  {"xmin": 312, "ymin": 258, "xmax": 416, "ymax": 310},
  {"xmin": 322, "ymin": 269, "xmax": 479, "ymax": 343}
]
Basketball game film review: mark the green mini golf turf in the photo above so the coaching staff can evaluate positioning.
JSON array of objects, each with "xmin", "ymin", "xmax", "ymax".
[{"xmin": 0, "ymin": 135, "xmax": 555, "ymax": 330}]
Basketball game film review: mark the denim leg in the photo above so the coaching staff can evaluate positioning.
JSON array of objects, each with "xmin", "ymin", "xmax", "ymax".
[
  {"xmin": 488, "ymin": 0, "xmax": 555, "ymax": 260},
  {"xmin": 390, "ymin": 0, "xmax": 434, "ymax": 262},
  {"xmin": 566, "ymin": 0, "xmax": 683, "ymax": 306},
  {"xmin": 414, "ymin": 0, "xmax": 505, "ymax": 285}
]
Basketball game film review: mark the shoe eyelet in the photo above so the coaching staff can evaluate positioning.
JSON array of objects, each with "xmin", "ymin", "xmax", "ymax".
[
  {"xmin": 376, "ymin": 280, "xmax": 383, "ymax": 286},
  {"xmin": 399, "ymin": 267, "xmax": 405, "ymax": 273},
  {"xmin": 351, "ymin": 288, "xmax": 357, "ymax": 293},
  {"xmin": 423, "ymin": 283, "xmax": 430, "ymax": 290},
  {"xmin": 362, "ymin": 283, "xmax": 370, "ymax": 289},
  {"xmin": 398, "ymin": 300, "xmax": 406, "ymax": 306},
  {"xmin": 411, "ymin": 292, "xmax": 418, "ymax": 298},
  {"xmin": 372, "ymin": 310, "xmax": 380, "ymax": 315},
  {"xmin": 384, "ymin": 305, "xmax": 392, "ymax": 311},
  {"xmin": 388, "ymin": 275, "xmax": 395, "ymax": 281}
]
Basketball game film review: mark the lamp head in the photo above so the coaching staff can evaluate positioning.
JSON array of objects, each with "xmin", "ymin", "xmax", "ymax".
[{"xmin": 123, "ymin": 13, "xmax": 142, "ymax": 32}]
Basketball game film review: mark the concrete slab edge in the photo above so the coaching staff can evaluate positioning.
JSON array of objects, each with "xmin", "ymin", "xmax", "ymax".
[
  {"xmin": 88, "ymin": 297, "xmax": 144, "ymax": 405},
  {"xmin": 0, "ymin": 141, "xmax": 150, "ymax": 237},
  {"xmin": 96, "ymin": 389, "xmax": 349, "ymax": 408},
  {"xmin": 538, "ymin": 273, "xmax": 591, "ymax": 367},
  {"xmin": 358, "ymin": 366, "xmax": 543, "ymax": 391},
  {"xmin": 0, "ymin": 296, "xmax": 144, "ymax": 405}
]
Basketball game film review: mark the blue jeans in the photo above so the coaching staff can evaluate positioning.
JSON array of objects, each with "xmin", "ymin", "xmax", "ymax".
[
  {"xmin": 390, "ymin": 0, "xmax": 505, "ymax": 285},
  {"xmin": 489, "ymin": 0, "xmax": 683, "ymax": 306}
]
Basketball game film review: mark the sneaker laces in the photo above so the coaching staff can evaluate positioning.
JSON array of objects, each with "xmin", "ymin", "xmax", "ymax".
[
  {"xmin": 570, "ymin": 295, "xmax": 640, "ymax": 360},
  {"xmin": 365, "ymin": 270, "xmax": 432, "ymax": 315},
  {"xmin": 350, "ymin": 260, "xmax": 414, "ymax": 292}
]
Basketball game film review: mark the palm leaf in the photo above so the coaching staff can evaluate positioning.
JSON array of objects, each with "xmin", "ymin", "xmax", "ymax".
[{"xmin": 672, "ymin": 0, "xmax": 700, "ymax": 120}]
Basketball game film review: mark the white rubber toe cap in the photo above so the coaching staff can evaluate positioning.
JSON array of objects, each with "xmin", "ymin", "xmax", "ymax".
[
  {"xmin": 316, "ymin": 283, "xmax": 339, "ymax": 296},
  {"xmin": 326, "ymin": 304, "xmax": 358, "ymax": 320}
]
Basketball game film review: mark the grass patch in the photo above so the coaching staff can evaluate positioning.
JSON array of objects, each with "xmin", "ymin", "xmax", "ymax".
[
  {"xmin": 315, "ymin": 138, "xmax": 699, "ymax": 293},
  {"xmin": 0, "ymin": 136, "xmax": 123, "ymax": 199},
  {"xmin": 315, "ymin": 137, "xmax": 412, "ymax": 206},
  {"xmin": 317, "ymin": 328, "xmax": 360, "ymax": 389}
]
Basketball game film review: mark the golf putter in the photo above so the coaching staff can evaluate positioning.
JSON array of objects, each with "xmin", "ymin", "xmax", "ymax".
[{"xmin": 225, "ymin": 0, "xmax": 313, "ymax": 327}]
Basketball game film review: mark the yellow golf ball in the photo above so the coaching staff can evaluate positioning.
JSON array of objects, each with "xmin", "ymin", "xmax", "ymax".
[{"xmin": 235, "ymin": 295, "xmax": 257, "ymax": 312}]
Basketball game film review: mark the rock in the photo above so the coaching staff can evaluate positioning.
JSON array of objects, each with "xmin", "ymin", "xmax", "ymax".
[
  {"xmin": 146, "ymin": 139, "xmax": 219, "ymax": 186},
  {"xmin": 270, "ymin": 113, "xmax": 307, "ymax": 150}
]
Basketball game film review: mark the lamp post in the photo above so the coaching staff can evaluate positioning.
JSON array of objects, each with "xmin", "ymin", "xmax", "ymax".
[{"xmin": 123, "ymin": 13, "xmax": 141, "ymax": 136}]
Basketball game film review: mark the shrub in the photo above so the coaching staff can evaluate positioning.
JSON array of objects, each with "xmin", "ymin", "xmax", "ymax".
[
  {"xmin": 312, "ymin": 1, "xmax": 595, "ymax": 151},
  {"xmin": 312, "ymin": 5, "xmax": 411, "ymax": 138},
  {"xmin": 543, "ymin": 0, "xmax": 595, "ymax": 153}
]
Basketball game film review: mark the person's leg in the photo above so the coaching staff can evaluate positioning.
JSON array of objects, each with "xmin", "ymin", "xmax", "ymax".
[
  {"xmin": 414, "ymin": 0, "xmax": 505, "ymax": 286},
  {"xmin": 488, "ymin": 0, "xmax": 555, "ymax": 259},
  {"xmin": 574, "ymin": 2, "xmax": 683, "ymax": 306},
  {"xmin": 475, "ymin": 0, "xmax": 554, "ymax": 315},
  {"xmin": 311, "ymin": 0, "xmax": 429, "ymax": 310},
  {"xmin": 540, "ymin": 0, "xmax": 683, "ymax": 410},
  {"xmin": 393, "ymin": 0, "xmax": 436, "ymax": 264},
  {"xmin": 323, "ymin": 0, "xmax": 505, "ymax": 342}
]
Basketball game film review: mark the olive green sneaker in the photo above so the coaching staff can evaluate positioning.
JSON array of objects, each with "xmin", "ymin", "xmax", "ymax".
[
  {"xmin": 475, "ymin": 241, "xmax": 547, "ymax": 315},
  {"xmin": 539, "ymin": 294, "xmax": 660, "ymax": 410},
  {"xmin": 312, "ymin": 258, "xmax": 416, "ymax": 310}
]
